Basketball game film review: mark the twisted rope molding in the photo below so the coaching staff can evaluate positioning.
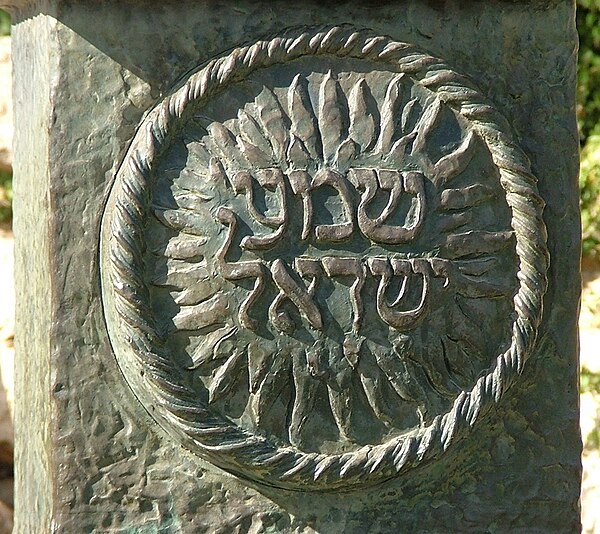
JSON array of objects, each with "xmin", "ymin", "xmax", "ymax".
[{"xmin": 100, "ymin": 24, "xmax": 549, "ymax": 491}]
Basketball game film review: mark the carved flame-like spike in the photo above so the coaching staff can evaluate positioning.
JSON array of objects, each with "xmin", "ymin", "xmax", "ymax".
[
  {"xmin": 456, "ymin": 257, "xmax": 498, "ymax": 277},
  {"xmin": 375, "ymin": 74, "xmax": 404, "ymax": 156},
  {"xmin": 438, "ymin": 338, "xmax": 477, "ymax": 387},
  {"xmin": 171, "ymin": 191, "xmax": 213, "ymax": 213},
  {"xmin": 348, "ymin": 79, "xmax": 377, "ymax": 152},
  {"xmin": 247, "ymin": 341, "xmax": 271, "ymax": 394},
  {"xmin": 287, "ymin": 135, "xmax": 312, "ymax": 170},
  {"xmin": 205, "ymin": 122, "xmax": 248, "ymax": 170},
  {"xmin": 411, "ymin": 96, "xmax": 443, "ymax": 156},
  {"xmin": 454, "ymin": 273, "xmax": 513, "ymax": 299},
  {"xmin": 176, "ymin": 168, "xmax": 214, "ymax": 195},
  {"xmin": 441, "ymin": 230, "xmax": 513, "ymax": 259},
  {"xmin": 288, "ymin": 75, "xmax": 321, "ymax": 162},
  {"xmin": 255, "ymin": 87, "xmax": 289, "ymax": 165},
  {"xmin": 188, "ymin": 325, "xmax": 237, "ymax": 369},
  {"xmin": 236, "ymin": 136, "xmax": 272, "ymax": 169},
  {"xmin": 209, "ymin": 348, "xmax": 246, "ymax": 404},
  {"xmin": 449, "ymin": 299, "xmax": 489, "ymax": 356},
  {"xmin": 369, "ymin": 341, "xmax": 421, "ymax": 406},
  {"xmin": 159, "ymin": 235, "xmax": 208, "ymax": 261},
  {"xmin": 174, "ymin": 281, "xmax": 219, "ymax": 306},
  {"xmin": 172, "ymin": 293, "xmax": 229, "ymax": 331},
  {"xmin": 436, "ymin": 212, "xmax": 472, "ymax": 234},
  {"xmin": 388, "ymin": 131, "xmax": 417, "ymax": 163},
  {"xmin": 401, "ymin": 97, "xmax": 418, "ymax": 133},
  {"xmin": 326, "ymin": 362, "xmax": 356, "ymax": 440},
  {"xmin": 289, "ymin": 349, "xmax": 321, "ymax": 448},
  {"xmin": 237, "ymin": 108, "xmax": 273, "ymax": 158},
  {"xmin": 208, "ymin": 157, "xmax": 228, "ymax": 186},
  {"xmin": 151, "ymin": 258, "xmax": 209, "ymax": 288},
  {"xmin": 251, "ymin": 355, "xmax": 291, "ymax": 427},
  {"xmin": 318, "ymin": 71, "xmax": 346, "ymax": 164},
  {"xmin": 153, "ymin": 208, "xmax": 207, "ymax": 237},
  {"xmin": 432, "ymin": 130, "xmax": 478, "ymax": 186},
  {"xmin": 187, "ymin": 138, "xmax": 212, "ymax": 169},
  {"xmin": 417, "ymin": 337, "xmax": 462, "ymax": 399},
  {"xmin": 334, "ymin": 138, "xmax": 357, "ymax": 172},
  {"xmin": 356, "ymin": 354, "xmax": 396, "ymax": 425}
]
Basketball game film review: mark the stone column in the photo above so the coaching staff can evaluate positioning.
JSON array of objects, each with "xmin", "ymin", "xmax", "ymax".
[{"xmin": 3, "ymin": 1, "xmax": 581, "ymax": 532}]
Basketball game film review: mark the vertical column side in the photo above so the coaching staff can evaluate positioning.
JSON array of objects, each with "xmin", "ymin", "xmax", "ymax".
[{"xmin": 11, "ymin": 3, "xmax": 58, "ymax": 532}]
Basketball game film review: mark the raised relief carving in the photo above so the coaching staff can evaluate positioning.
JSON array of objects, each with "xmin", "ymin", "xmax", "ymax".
[{"xmin": 100, "ymin": 26, "xmax": 548, "ymax": 491}]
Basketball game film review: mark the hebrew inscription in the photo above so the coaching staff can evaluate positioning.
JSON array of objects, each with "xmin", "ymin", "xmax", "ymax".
[{"xmin": 100, "ymin": 26, "xmax": 548, "ymax": 490}]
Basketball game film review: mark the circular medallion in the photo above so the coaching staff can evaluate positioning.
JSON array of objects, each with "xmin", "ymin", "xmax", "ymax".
[{"xmin": 100, "ymin": 25, "xmax": 548, "ymax": 490}]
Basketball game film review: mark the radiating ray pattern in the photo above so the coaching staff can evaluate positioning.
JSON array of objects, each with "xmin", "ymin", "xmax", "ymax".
[{"xmin": 144, "ymin": 64, "xmax": 517, "ymax": 453}]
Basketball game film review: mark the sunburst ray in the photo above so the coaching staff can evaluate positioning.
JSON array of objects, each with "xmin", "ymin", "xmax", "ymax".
[
  {"xmin": 209, "ymin": 348, "xmax": 247, "ymax": 404},
  {"xmin": 436, "ymin": 211, "xmax": 472, "ymax": 234},
  {"xmin": 286, "ymin": 135, "xmax": 312, "ymax": 170},
  {"xmin": 250, "ymin": 353, "xmax": 291, "ymax": 428},
  {"xmin": 172, "ymin": 293, "xmax": 228, "ymax": 331},
  {"xmin": 151, "ymin": 257, "xmax": 209, "ymax": 288},
  {"xmin": 289, "ymin": 349, "xmax": 323, "ymax": 448},
  {"xmin": 255, "ymin": 87, "xmax": 289, "ymax": 165},
  {"xmin": 288, "ymin": 74, "xmax": 321, "ymax": 162},
  {"xmin": 410, "ymin": 96, "xmax": 442, "ymax": 156},
  {"xmin": 318, "ymin": 71, "xmax": 346, "ymax": 164},
  {"xmin": 439, "ymin": 183, "xmax": 495, "ymax": 211},
  {"xmin": 188, "ymin": 324, "xmax": 237, "ymax": 369},
  {"xmin": 237, "ymin": 108, "xmax": 274, "ymax": 159},
  {"xmin": 431, "ymin": 130, "xmax": 478, "ymax": 186},
  {"xmin": 154, "ymin": 235, "xmax": 207, "ymax": 261},
  {"xmin": 173, "ymin": 280, "xmax": 220, "ymax": 306},
  {"xmin": 348, "ymin": 79, "xmax": 377, "ymax": 152},
  {"xmin": 326, "ymin": 358, "xmax": 357, "ymax": 440},
  {"xmin": 356, "ymin": 351, "xmax": 398, "ymax": 425},
  {"xmin": 375, "ymin": 74, "xmax": 403, "ymax": 155},
  {"xmin": 152, "ymin": 207, "xmax": 208, "ymax": 237},
  {"xmin": 418, "ymin": 335, "xmax": 462, "ymax": 399},
  {"xmin": 441, "ymin": 230, "xmax": 514, "ymax": 259}
]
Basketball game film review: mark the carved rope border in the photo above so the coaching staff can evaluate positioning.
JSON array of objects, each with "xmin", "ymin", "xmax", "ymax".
[{"xmin": 101, "ymin": 25, "xmax": 549, "ymax": 491}]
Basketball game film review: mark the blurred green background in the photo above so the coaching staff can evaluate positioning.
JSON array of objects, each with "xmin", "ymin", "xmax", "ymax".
[
  {"xmin": 0, "ymin": 10, "xmax": 9, "ymax": 223},
  {"xmin": 0, "ymin": 5, "xmax": 599, "ymax": 254},
  {"xmin": 579, "ymin": 0, "xmax": 600, "ymax": 259}
]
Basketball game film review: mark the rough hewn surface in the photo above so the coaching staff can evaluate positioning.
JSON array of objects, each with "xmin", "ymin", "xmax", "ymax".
[
  {"xmin": 9, "ymin": 1, "xmax": 580, "ymax": 532},
  {"xmin": 11, "ymin": 3, "xmax": 56, "ymax": 533}
]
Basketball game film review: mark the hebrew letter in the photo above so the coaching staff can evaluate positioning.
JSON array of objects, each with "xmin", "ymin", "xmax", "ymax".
[
  {"xmin": 311, "ymin": 169, "xmax": 355, "ymax": 242},
  {"xmin": 367, "ymin": 257, "xmax": 430, "ymax": 330},
  {"xmin": 294, "ymin": 258, "xmax": 322, "ymax": 298},
  {"xmin": 268, "ymin": 258, "xmax": 323, "ymax": 334},
  {"xmin": 401, "ymin": 171, "xmax": 426, "ymax": 238},
  {"xmin": 288, "ymin": 170, "xmax": 313, "ymax": 241},
  {"xmin": 230, "ymin": 168, "xmax": 287, "ymax": 250},
  {"xmin": 320, "ymin": 257, "xmax": 366, "ymax": 334},
  {"xmin": 215, "ymin": 207, "xmax": 266, "ymax": 331},
  {"xmin": 269, "ymin": 259, "xmax": 323, "ymax": 331},
  {"xmin": 353, "ymin": 168, "xmax": 426, "ymax": 244}
]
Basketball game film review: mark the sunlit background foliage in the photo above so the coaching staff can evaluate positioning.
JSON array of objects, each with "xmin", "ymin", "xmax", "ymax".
[
  {"xmin": 578, "ymin": 0, "xmax": 600, "ymax": 258},
  {"xmin": 0, "ymin": 9, "xmax": 10, "ymax": 223}
]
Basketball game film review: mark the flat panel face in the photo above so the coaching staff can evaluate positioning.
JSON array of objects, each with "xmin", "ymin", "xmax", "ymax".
[
  {"xmin": 100, "ymin": 27, "xmax": 547, "ymax": 493},
  {"xmin": 15, "ymin": 1, "xmax": 580, "ymax": 532}
]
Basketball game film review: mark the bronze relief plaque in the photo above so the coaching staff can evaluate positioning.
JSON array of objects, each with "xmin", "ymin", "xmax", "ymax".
[{"xmin": 100, "ymin": 26, "xmax": 548, "ymax": 491}]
